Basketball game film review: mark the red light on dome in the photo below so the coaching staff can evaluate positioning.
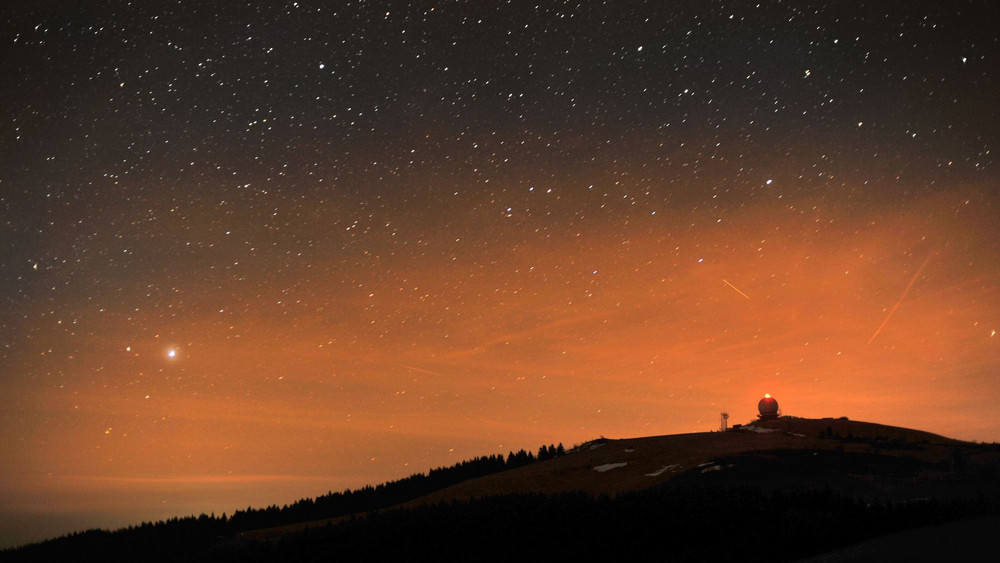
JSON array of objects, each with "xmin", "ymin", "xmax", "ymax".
[{"xmin": 758, "ymin": 395, "xmax": 780, "ymax": 419}]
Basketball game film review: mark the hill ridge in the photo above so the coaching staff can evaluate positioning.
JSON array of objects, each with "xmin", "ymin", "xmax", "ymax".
[
  {"xmin": 6, "ymin": 416, "xmax": 997, "ymax": 561},
  {"xmin": 241, "ymin": 416, "xmax": 983, "ymax": 541}
]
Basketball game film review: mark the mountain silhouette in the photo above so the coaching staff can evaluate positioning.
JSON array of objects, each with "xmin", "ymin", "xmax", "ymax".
[{"xmin": 4, "ymin": 416, "xmax": 999, "ymax": 562}]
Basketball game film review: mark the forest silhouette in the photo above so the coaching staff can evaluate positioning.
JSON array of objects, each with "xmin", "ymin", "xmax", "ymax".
[{"xmin": 4, "ymin": 437, "xmax": 999, "ymax": 562}]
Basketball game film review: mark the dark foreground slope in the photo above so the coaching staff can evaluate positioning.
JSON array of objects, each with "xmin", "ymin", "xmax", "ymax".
[{"xmin": 4, "ymin": 417, "xmax": 999, "ymax": 562}]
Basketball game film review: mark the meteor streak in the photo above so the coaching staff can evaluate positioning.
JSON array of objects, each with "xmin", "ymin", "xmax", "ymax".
[
  {"xmin": 400, "ymin": 364, "xmax": 448, "ymax": 377},
  {"xmin": 722, "ymin": 279, "xmax": 751, "ymax": 299},
  {"xmin": 867, "ymin": 252, "xmax": 933, "ymax": 344}
]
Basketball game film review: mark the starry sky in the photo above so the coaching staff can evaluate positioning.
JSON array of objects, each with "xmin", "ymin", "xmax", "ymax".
[{"xmin": 2, "ymin": 0, "xmax": 998, "ymax": 547}]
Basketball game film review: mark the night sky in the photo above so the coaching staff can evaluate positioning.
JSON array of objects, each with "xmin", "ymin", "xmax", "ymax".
[{"xmin": 2, "ymin": 0, "xmax": 998, "ymax": 547}]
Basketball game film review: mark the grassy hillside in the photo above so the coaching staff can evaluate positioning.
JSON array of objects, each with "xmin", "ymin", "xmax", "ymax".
[
  {"xmin": 296, "ymin": 416, "xmax": 980, "ymax": 512},
  {"xmin": 5, "ymin": 417, "xmax": 999, "ymax": 562},
  {"xmin": 239, "ymin": 416, "xmax": 997, "ymax": 543}
]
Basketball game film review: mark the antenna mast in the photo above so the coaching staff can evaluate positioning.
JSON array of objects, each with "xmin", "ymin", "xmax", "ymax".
[{"xmin": 720, "ymin": 411, "xmax": 729, "ymax": 432}]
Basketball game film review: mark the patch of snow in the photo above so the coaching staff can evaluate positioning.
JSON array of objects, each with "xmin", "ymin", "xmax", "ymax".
[
  {"xmin": 701, "ymin": 465, "xmax": 723, "ymax": 473},
  {"xmin": 570, "ymin": 440, "xmax": 607, "ymax": 453},
  {"xmin": 645, "ymin": 464, "xmax": 681, "ymax": 477},
  {"xmin": 593, "ymin": 462, "xmax": 628, "ymax": 472},
  {"xmin": 745, "ymin": 425, "xmax": 779, "ymax": 433},
  {"xmin": 624, "ymin": 448, "xmax": 635, "ymax": 453},
  {"xmin": 697, "ymin": 461, "xmax": 716, "ymax": 467},
  {"xmin": 788, "ymin": 432, "xmax": 806, "ymax": 437}
]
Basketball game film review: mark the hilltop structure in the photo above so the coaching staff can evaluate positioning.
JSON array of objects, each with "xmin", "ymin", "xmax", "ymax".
[{"xmin": 758, "ymin": 394, "xmax": 780, "ymax": 420}]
